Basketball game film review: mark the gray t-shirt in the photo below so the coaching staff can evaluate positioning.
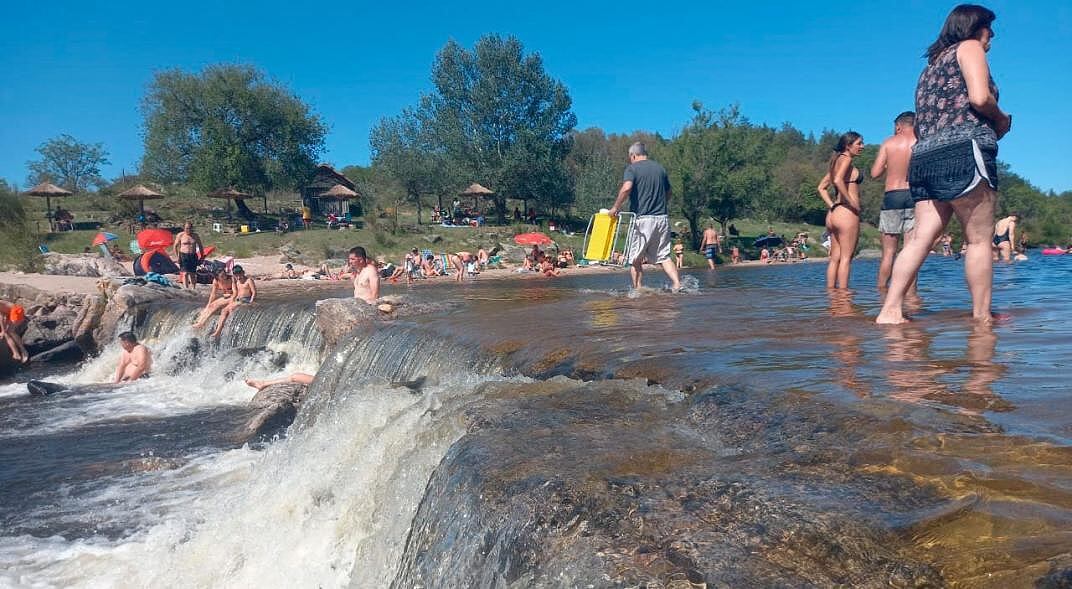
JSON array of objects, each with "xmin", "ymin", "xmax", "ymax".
[{"xmin": 623, "ymin": 159, "xmax": 670, "ymax": 216}]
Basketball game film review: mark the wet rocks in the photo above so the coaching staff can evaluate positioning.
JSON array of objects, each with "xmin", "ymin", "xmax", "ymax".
[
  {"xmin": 236, "ymin": 382, "xmax": 309, "ymax": 443},
  {"xmin": 391, "ymin": 379, "xmax": 943, "ymax": 588}
]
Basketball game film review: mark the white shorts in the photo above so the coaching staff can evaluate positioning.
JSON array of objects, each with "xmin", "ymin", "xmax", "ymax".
[{"xmin": 626, "ymin": 215, "xmax": 672, "ymax": 265}]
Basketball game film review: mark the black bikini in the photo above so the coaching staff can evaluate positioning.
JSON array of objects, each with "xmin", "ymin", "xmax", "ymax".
[{"xmin": 830, "ymin": 159, "xmax": 862, "ymax": 215}]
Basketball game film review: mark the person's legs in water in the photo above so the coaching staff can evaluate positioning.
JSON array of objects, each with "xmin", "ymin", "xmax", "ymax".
[
  {"xmin": 832, "ymin": 208, "xmax": 860, "ymax": 289},
  {"xmin": 630, "ymin": 257, "xmax": 645, "ymax": 289},
  {"xmin": 877, "ymin": 200, "xmax": 952, "ymax": 324},
  {"xmin": 245, "ymin": 372, "xmax": 314, "ymax": 390},
  {"xmin": 193, "ymin": 297, "xmax": 230, "ymax": 328},
  {"xmin": 660, "ymin": 258, "xmax": 682, "ymax": 291},
  {"xmin": 952, "ymin": 184, "xmax": 996, "ymax": 321},
  {"xmin": 826, "ymin": 229, "xmax": 841, "ymax": 289},
  {"xmin": 212, "ymin": 301, "xmax": 240, "ymax": 338},
  {"xmin": 879, "ymin": 232, "xmax": 899, "ymax": 291}
]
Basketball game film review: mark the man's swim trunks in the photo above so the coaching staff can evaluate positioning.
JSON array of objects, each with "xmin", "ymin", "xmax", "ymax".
[
  {"xmin": 179, "ymin": 252, "xmax": 199, "ymax": 273},
  {"xmin": 879, "ymin": 190, "xmax": 915, "ymax": 235},
  {"xmin": 704, "ymin": 245, "xmax": 717, "ymax": 260},
  {"xmin": 625, "ymin": 215, "xmax": 671, "ymax": 264}
]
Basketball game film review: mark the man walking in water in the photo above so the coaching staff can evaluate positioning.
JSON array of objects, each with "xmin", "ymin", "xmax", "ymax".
[
  {"xmin": 113, "ymin": 332, "xmax": 152, "ymax": 382},
  {"xmin": 871, "ymin": 112, "xmax": 918, "ymax": 293},
  {"xmin": 172, "ymin": 221, "xmax": 204, "ymax": 289},
  {"xmin": 700, "ymin": 223, "xmax": 720, "ymax": 269},
  {"xmin": 608, "ymin": 142, "xmax": 682, "ymax": 291}
]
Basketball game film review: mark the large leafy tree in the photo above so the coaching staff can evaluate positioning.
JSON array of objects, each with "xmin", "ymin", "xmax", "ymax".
[
  {"xmin": 370, "ymin": 102, "xmax": 450, "ymax": 225},
  {"xmin": 26, "ymin": 134, "xmax": 110, "ymax": 192},
  {"xmin": 423, "ymin": 35, "xmax": 577, "ymax": 222},
  {"xmin": 140, "ymin": 64, "xmax": 327, "ymax": 195}
]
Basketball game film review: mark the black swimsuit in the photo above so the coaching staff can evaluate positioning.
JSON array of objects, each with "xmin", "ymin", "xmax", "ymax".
[
  {"xmin": 993, "ymin": 227, "xmax": 1010, "ymax": 246},
  {"xmin": 830, "ymin": 163, "xmax": 862, "ymax": 215}
]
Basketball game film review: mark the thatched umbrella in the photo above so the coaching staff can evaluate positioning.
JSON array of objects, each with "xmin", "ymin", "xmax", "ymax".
[
  {"xmin": 117, "ymin": 184, "xmax": 165, "ymax": 215},
  {"xmin": 317, "ymin": 184, "xmax": 358, "ymax": 200},
  {"xmin": 24, "ymin": 182, "xmax": 73, "ymax": 231},
  {"xmin": 460, "ymin": 183, "xmax": 494, "ymax": 197},
  {"xmin": 207, "ymin": 187, "xmax": 252, "ymax": 220}
]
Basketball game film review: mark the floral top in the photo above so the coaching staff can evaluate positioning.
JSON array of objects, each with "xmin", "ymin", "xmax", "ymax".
[{"xmin": 915, "ymin": 42, "xmax": 999, "ymax": 147}]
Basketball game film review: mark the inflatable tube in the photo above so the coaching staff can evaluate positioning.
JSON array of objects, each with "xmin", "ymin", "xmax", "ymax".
[
  {"xmin": 1042, "ymin": 248, "xmax": 1067, "ymax": 256},
  {"xmin": 133, "ymin": 250, "xmax": 180, "ymax": 276}
]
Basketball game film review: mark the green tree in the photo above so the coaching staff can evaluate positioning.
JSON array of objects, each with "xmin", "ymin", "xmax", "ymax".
[
  {"xmin": 423, "ymin": 35, "xmax": 577, "ymax": 222},
  {"xmin": 26, "ymin": 134, "xmax": 110, "ymax": 192},
  {"xmin": 665, "ymin": 104, "xmax": 771, "ymax": 249},
  {"xmin": 567, "ymin": 128, "xmax": 621, "ymax": 217},
  {"xmin": 141, "ymin": 64, "xmax": 327, "ymax": 196},
  {"xmin": 370, "ymin": 103, "xmax": 449, "ymax": 227}
]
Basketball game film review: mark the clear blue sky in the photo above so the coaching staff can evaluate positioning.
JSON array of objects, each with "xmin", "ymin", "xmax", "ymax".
[{"xmin": 1, "ymin": 0, "xmax": 1069, "ymax": 193}]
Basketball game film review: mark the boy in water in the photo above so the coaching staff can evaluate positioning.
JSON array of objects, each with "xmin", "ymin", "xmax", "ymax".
[
  {"xmin": 113, "ymin": 331, "xmax": 152, "ymax": 382},
  {"xmin": 871, "ymin": 111, "xmax": 918, "ymax": 293},
  {"xmin": 211, "ymin": 265, "xmax": 256, "ymax": 339}
]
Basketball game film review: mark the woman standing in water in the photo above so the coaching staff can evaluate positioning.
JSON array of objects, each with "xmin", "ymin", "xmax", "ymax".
[
  {"xmin": 877, "ymin": 4, "xmax": 1011, "ymax": 324},
  {"xmin": 817, "ymin": 132, "xmax": 865, "ymax": 289}
]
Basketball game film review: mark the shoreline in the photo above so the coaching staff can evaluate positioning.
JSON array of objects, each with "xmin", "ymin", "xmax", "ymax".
[{"xmin": 1, "ymin": 255, "xmax": 830, "ymax": 297}]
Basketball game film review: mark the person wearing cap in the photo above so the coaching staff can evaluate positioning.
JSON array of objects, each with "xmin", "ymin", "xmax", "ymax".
[
  {"xmin": 0, "ymin": 299, "xmax": 29, "ymax": 364},
  {"xmin": 211, "ymin": 265, "xmax": 257, "ymax": 339}
]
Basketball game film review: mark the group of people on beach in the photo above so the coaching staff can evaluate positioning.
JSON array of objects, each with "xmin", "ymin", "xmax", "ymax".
[{"xmin": 817, "ymin": 4, "xmax": 1012, "ymax": 324}]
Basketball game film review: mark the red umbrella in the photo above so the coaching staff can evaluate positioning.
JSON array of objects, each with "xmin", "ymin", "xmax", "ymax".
[
  {"xmin": 514, "ymin": 232, "xmax": 553, "ymax": 246},
  {"xmin": 91, "ymin": 232, "xmax": 119, "ymax": 246},
  {"xmin": 137, "ymin": 228, "xmax": 174, "ymax": 251}
]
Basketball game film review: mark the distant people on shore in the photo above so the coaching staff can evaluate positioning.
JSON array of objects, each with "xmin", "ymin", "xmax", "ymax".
[
  {"xmin": 673, "ymin": 240, "xmax": 685, "ymax": 268},
  {"xmin": 872, "ymin": 111, "xmax": 918, "ymax": 294},
  {"xmin": 113, "ymin": 331, "xmax": 152, "ymax": 382},
  {"xmin": 818, "ymin": 131, "xmax": 865, "ymax": 289},
  {"xmin": 608, "ymin": 142, "xmax": 682, "ymax": 291},
  {"xmin": 172, "ymin": 222, "xmax": 204, "ymax": 290},
  {"xmin": 0, "ymin": 300, "xmax": 28, "ymax": 364},
  {"xmin": 993, "ymin": 213, "xmax": 1019, "ymax": 262},
  {"xmin": 878, "ymin": 4, "xmax": 1011, "ymax": 324}
]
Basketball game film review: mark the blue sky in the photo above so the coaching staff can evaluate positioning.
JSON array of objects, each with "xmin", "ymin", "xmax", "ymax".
[{"xmin": 1, "ymin": 0, "xmax": 1069, "ymax": 193}]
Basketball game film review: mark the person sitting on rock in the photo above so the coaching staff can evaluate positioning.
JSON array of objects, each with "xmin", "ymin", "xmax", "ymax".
[
  {"xmin": 193, "ymin": 268, "xmax": 234, "ymax": 329},
  {"xmin": 0, "ymin": 300, "xmax": 29, "ymax": 364},
  {"xmin": 211, "ymin": 265, "xmax": 256, "ymax": 339}
]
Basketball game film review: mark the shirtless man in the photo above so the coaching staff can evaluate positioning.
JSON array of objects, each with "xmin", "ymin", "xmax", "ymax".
[
  {"xmin": 700, "ymin": 224, "xmax": 720, "ymax": 269},
  {"xmin": 113, "ymin": 332, "xmax": 152, "ymax": 382},
  {"xmin": 172, "ymin": 221, "xmax": 204, "ymax": 289},
  {"xmin": 192, "ymin": 268, "xmax": 234, "ymax": 329},
  {"xmin": 0, "ymin": 299, "xmax": 29, "ymax": 364},
  {"xmin": 871, "ymin": 112, "xmax": 918, "ymax": 293},
  {"xmin": 348, "ymin": 246, "xmax": 380, "ymax": 304},
  {"xmin": 211, "ymin": 265, "xmax": 256, "ymax": 339},
  {"xmin": 993, "ymin": 213, "xmax": 1019, "ymax": 262}
]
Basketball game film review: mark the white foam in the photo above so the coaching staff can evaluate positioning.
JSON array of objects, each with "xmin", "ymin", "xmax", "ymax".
[{"xmin": 0, "ymin": 374, "xmax": 495, "ymax": 588}]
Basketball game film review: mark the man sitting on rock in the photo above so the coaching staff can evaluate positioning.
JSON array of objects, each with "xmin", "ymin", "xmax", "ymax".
[
  {"xmin": 113, "ymin": 331, "xmax": 152, "ymax": 382},
  {"xmin": 0, "ymin": 299, "xmax": 29, "ymax": 364}
]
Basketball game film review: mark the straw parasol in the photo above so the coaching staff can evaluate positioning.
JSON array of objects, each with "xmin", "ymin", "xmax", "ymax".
[
  {"xmin": 207, "ymin": 187, "xmax": 252, "ymax": 220},
  {"xmin": 24, "ymin": 182, "xmax": 73, "ymax": 231},
  {"xmin": 117, "ymin": 184, "xmax": 165, "ymax": 214},
  {"xmin": 317, "ymin": 184, "xmax": 358, "ymax": 200},
  {"xmin": 460, "ymin": 183, "xmax": 494, "ymax": 196}
]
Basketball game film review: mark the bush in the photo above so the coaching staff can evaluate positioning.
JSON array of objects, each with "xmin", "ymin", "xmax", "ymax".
[{"xmin": 0, "ymin": 193, "xmax": 43, "ymax": 272}]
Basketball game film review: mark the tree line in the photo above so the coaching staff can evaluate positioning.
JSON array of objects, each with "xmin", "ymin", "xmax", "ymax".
[{"xmin": 10, "ymin": 34, "xmax": 1072, "ymax": 250}]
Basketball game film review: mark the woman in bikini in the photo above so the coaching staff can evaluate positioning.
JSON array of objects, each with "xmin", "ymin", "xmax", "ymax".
[
  {"xmin": 192, "ymin": 268, "xmax": 234, "ymax": 329},
  {"xmin": 818, "ymin": 131, "xmax": 865, "ymax": 289}
]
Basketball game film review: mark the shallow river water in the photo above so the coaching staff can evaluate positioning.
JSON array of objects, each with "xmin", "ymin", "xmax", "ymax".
[{"xmin": 0, "ymin": 255, "xmax": 1069, "ymax": 587}]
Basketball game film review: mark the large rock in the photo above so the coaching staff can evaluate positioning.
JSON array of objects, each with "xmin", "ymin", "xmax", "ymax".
[
  {"xmin": 235, "ymin": 382, "xmax": 309, "ymax": 443},
  {"xmin": 92, "ymin": 281, "xmax": 200, "ymax": 347},
  {"xmin": 0, "ymin": 283, "xmax": 91, "ymax": 374},
  {"xmin": 315, "ymin": 296, "xmax": 456, "ymax": 350},
  {"xmin": 390, "ymin": 379, "xmax": 943, "ymax": 588},
  {"xmin": 41, "ymin": 253, "xmax": 130, "ymax": 277}
]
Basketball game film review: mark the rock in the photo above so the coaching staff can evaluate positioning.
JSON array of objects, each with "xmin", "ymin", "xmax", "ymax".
[
  {"xmin": 236, "ymin": 382, "xmax": 309, "ymax": 443},
  {"xmin": 315, "ymin": 296, "xmax": 455, "ymax": 350},
  {"xmin": 497, "ymin": 242, "xmax": 529, "ymax": 262},
  {"xmin": 424, "ymin": 234, "xmax": 443, "ymax": 244},
  {"xmin": 41, "ymin": 253, "xmax": 130, "ymax": 277},
  {"xmin": 29, "ymin": 341, "xmax": 84, "ymax": 364},
  {"xmin": 391, "ymin": 380, "xmax": 943, "ymax": 588}
]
